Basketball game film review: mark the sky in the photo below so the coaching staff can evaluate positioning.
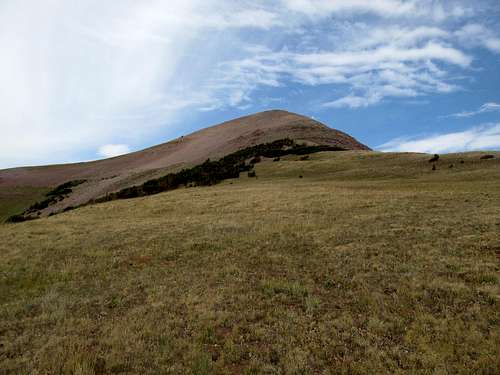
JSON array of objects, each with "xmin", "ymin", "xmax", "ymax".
[{"xmin": 1, "ymin": 0, "xmax": 500, "ymax": 168}]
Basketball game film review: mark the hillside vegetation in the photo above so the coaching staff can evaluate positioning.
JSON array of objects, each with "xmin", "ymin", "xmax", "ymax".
[
  {"xmin": 5, "ymin": 139, "xmax": 344, "ymax": 222},
  {"xmin": 1, "ymin": 151, "xmax": 499, "ymax": 374},
  {"xmin": 0, "ymin": 186, "xmax": 49, "ymax": 222},
  {"xmin": 0, "ymin": 110, "xmax": 370, "ymax": 218}
]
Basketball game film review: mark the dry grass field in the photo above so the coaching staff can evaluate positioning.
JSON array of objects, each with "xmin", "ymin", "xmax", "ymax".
[{"xmin": 1, "ymin": 151, "xmax": 499, "ymax": 374}]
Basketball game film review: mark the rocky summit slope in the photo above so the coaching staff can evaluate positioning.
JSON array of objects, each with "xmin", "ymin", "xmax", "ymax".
[{"xmin": 0, "ymin": 110, "xmax": 370, "ymax": 217}]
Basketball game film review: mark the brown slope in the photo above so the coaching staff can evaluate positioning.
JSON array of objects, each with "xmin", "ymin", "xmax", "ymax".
[{"xmin": 0, "ymin": 110, "xmax": 370, "ymax": 215}]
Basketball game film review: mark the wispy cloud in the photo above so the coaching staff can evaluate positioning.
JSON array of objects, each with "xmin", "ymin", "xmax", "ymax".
[
  {"xmin": 379, "ymin": 123, "xmax": 500, "ymax": 153},
  {"xmin": 98, "ymin": 144, "xmax": 131, "ymax": 158},
  {"xmin": 324, "ymin": 94, "xmax": 382, "ymax": 109},
  {"xmin": 216, "ymin": 41, "xmax": 469, "ymax": 109},
  {"xmin": 281, "ymin": 0, "xmax": 470, "ymax": 21},
  {"xmin": 455, "ymin": 24, "xmax": 500, "ymax": 54},
  {"xmin": 447, "ymin": 102, "xmax": 500, "ymax": 118},
  {"xmin": 1, "ymin": 0, "xmax": 499, "ymax": 167},
  {"xmin": 0, "ymin": 0, "xmax": 282, "ymax": 168}
]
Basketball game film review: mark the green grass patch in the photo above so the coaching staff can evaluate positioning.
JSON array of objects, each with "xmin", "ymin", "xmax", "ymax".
[{"xmin": 0, "ymin": 186, "xmax": 49, "ymax": 222}]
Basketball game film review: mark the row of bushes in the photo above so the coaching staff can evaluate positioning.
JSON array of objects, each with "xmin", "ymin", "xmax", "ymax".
[
  {"xmin": 94, "ymin": 139, "xmax": 344, "ymax": 202},
  {"xmin": 25, "ymin": 179, "xmax": 87, "ymax": 213},
  {"xmin": 5, "ymin": 179, "xmax": 87, "ymax": 223},
  {"xmin": 6, "ymin": 139, "xmax": 345, "ymax": 222},
  {"xmin": 46, "ymin": 179, "xmax": 87, "ymax": 197},
  {"xmin": 5, "ymin": 214, "xmax": 36, "ymax": 223}
]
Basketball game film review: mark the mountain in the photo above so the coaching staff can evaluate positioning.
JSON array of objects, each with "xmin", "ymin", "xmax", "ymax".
[{"xmin": 0, "ymin": 110, "xmax": 369, "ymax": 219}]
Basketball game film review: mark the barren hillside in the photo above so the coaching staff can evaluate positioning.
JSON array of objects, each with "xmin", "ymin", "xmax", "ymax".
[{"xmin": 0, "ymin": 110, "xmax": 369, "ymax": 218}]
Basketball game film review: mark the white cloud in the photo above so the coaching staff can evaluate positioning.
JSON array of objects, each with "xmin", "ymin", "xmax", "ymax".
[
  {"xmin": 324, "ymin": 94, "xmax": 382, "ymax": 109},
  {"xmin": 282, "ymin": 0, "xmax": 417, "ymax": 17},
  {"xmin": 456, "ymin": 24, "xmax": 500, "ymax": 53},
  {"xmin": 447, "ymin": 102, "xmax": 500, "ymax": 118},
  {"xmin": 98, "ymin": 144, "xmax": 131, "ymax": 158},
  {"xmin": 379, "ymin": 123, "xmax": 500, "ymax": 153},
  {"xmin": 294, "ymin": 43, "xmax": 472, "ymax": 68},
  {"xmin": 354, "ymin": 26, "xmax": 450, "ymax": 49},
  {"xmin": 282, "ymin": 0, "xmax": 470, "ymax": 21},
  {"xmin": 0, "ymin": 0, "xmax": 499, "ymax": 167},
  {"xmin": 0, "ymin": 0, "xmax": 284, "ymax": 168},
  {"xmin": 217, "ymin": 41, "xmax": 468, "ymax": 109}
]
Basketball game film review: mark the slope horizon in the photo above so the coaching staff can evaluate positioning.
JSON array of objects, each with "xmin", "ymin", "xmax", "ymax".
[
  {"xmin": 1, "ymin": 109, "xmax": 369, "ymax": 170},
  {"xmin": 3, "ymin": 108, "xmax": 499, "ymax": 171},
  {"xmin": 1, "ymin": 107, "xmax": 497, "ymax": 223},
  {"xmin": 0, "ymin": 109, "xmax": 372, "ymax": 220}
]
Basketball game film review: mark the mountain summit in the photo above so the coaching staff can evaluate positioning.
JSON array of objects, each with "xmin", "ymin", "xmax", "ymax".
[{"xmin": 0, "ymin": 110, "xmax": 369, "ymax": 217}]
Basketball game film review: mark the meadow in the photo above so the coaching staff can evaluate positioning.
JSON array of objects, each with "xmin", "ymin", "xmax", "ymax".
[{"xmin": 1, "ymin": 151, "xmax": 499, "ymax": 374}]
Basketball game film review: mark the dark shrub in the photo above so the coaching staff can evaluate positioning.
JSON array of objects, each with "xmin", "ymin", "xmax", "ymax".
[
  {"xmin": 83, "ymin": 139, "xmax": 347, "ymax": 210},
  {"xmin": 429, "ymin": 154, "xmax": 439, "ymax": 163},
  {"xmin": 300, "ymin": 155, "xmax": 310, "ymax": 161},
  {"xmin": 9, "ymin": 139, "xmax": 352, "ymax": 220},
  {"xmin": 116, "ymin": 186, "xmax": 140, "ymax": 199},
  {"xmin": 28, "ymin": 198, "xmax": 53, "ymax": 212},
  {"xmin": 250, "ymin": 156, "xmax": 261, "ymax": 164},
  {"xmin": 480, "ymin": 154, "xmax": 495, "ymax": 160},
  {"xmin": 18, "ymin": 179, "xmax": 89, "ymax": 218},
  {"xmin": 46, "ymin": 179, "xmax": 87, "ymax": 197},
  {"xmin": 5, "ymin": 214, "xmax": 33, "ymax": 223}
]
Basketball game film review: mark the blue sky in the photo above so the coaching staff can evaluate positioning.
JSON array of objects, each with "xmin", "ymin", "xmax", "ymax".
[{"xmin": 1, "ymin": 0, "xmax": 500, "ymax": 168}]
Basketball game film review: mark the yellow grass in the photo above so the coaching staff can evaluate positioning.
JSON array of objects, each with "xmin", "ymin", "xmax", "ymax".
[{"xmin": 1, "ymin": 151, "xmax": 499, "ymax": 374}]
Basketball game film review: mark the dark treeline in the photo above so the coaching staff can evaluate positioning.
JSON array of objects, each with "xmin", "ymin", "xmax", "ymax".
[
  {"xmin": 26, "ymin": 179, "xmax": 87, "ymax": 213},
  {"xmin": 94, "ymin": 139, "xmax": 344, "ymax": 202},
  {"xmin": 6, "ymin": 139, "xmax": 344, "ymax": 223},
  {"xmin": 5, "ymin": 180, "xmax": 87, "ymax": 223}
]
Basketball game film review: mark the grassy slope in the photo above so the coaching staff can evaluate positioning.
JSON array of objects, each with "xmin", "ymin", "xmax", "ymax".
[
  {"xmin": 0, "ymin": 186, "xmax": 49, "ymax": 222},
  {"xmin": 0, "ymin": 151, "xmax": 499, "ymax": 374}
]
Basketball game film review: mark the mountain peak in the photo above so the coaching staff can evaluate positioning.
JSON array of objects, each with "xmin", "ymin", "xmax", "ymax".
[{"xmin": 0, "ymin": 111, "xmax": 369, "ymax": 215}]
